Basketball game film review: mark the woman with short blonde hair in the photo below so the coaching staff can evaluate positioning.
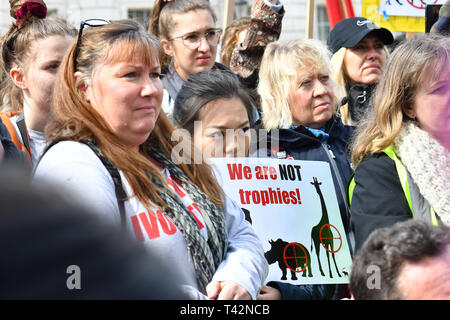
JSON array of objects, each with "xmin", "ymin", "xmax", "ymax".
[
  {"xmin": 256, "ymin": 39, "xmax": 354, "ymax": 300},
  {"xmin": 258, "ymin": 39, "xmax": 338, "ymax": 130}
]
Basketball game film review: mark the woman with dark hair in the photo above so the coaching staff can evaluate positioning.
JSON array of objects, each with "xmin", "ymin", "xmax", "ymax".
[{"xmin": 173, "ymin": 69, "xmax": 255, "ymax": 158}]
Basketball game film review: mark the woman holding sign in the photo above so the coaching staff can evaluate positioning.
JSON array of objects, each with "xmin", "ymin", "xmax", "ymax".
[
  {"xmin": 255, "ymin": 39, "xmax": 354, "ymax": 300},
  {"xmin": 350, "ymin": 36, "xmax": 450, "ymax": 252},
  {"xmin": 34, "ymin": 19, "xmax": 268, "ymax": 300}
]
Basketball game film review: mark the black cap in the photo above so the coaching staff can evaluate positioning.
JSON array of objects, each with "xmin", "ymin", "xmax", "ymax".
[{"xmin": 327, "ymin": 17, "xmax": 394, "ymax": 54}]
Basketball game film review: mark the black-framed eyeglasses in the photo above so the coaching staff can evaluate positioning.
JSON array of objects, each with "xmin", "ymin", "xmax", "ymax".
[
  {"xmin": 73, "ymin": 19, "xmax": 111, "ymax": 70},
  {"xmin": 168, "ymin": 28, "xmax": 222, "ymax": 50}
]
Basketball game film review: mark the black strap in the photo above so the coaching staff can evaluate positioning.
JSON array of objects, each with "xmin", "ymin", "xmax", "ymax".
[
  {"xmin": 16, "ymin": 113, "xmax": 31, "ymax": 156},
  {"xmin": 37, "ymin": 139, "xmax": 127, "ymax": 228}
]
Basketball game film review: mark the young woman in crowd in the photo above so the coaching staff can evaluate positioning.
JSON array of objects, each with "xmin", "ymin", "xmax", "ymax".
[
  {"xmin": 149, "ymin": 0, "xmax": 283, "ymax": 116},
  {"xmin": 173, "ymin": 69, "xmax": 255, "ymax": 158},
  {"xmin": 34, "ymin": 19, "xmax": 267, "ymax": 300},
  {"xmin": 0, "ymin": 0, "xmax": 76, "ymax": 165},
  {"xmin": 328, "ymin": 17, "xmax": 393, "ymax": 126},
  {"xmin": 349, "ymin": 35, "xmax": 450, "ymax": 252},
  {"xmin": 255, "ymin": 39, "xmax": 354, "ymax": 300}
]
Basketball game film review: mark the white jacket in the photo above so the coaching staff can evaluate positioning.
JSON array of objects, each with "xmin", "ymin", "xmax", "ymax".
[{"xmin": 34, "ymin": 141, "xmax": 268, "ymax": 299}]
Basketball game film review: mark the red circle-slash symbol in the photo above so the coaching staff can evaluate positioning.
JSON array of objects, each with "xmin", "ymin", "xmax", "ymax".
[
  {"xmin": 283, "ymin": 242, "xmax": 308, "ymax": 273},
  {"xmin": 319, "ymin": 224, "xmax": 342, "ymax": 254},
  {"xmin": 405, "ymin": 0, "xmax": 438, "ymax": 10}
]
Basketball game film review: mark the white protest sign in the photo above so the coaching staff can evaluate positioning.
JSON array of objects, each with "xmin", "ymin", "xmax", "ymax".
[
  {"xmin": 379, "ymin": 0, "xmax": 445, "ymax": 17},
  {"xmin": 209, "ymin": 157, "xmax": 352, "ymax": 285}
]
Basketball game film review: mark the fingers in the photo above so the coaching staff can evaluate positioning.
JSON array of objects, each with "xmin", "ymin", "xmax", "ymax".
[
  {"xmin": 257, "ymin": 285, "xmax": 282, "ymax": 300},
  {"xmin": 207, "ymin": 281, "xmax": 251, "ymax": 300},
  {"xmin": 206, "ymin": 281, "xmax": 221, "ymax": 300}
]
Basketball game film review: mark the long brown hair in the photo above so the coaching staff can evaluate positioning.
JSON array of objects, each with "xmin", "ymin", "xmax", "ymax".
[
  {"xmin": 351, "ymin": 35, "xmax": 450, "ymax": 166},
  {"xmin": 47, "ymin": 19, "xmax": 224, "ymax": 212},
  {"xmin": 0, "ymin": 0, "xmax": 76, "ymax": 112}
]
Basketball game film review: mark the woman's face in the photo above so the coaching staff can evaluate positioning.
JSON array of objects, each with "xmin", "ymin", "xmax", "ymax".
[
  {"xmin": 21, "ymin": 35, "xmax": 73, "ymax": 114},
  {"xmin": 84, "ymin": 54, "xmax": 163, "ymax": 151},
  {"xmin": 289, "ymin": 66, "xmax": 335, "ymax": 129},
  {"xmin": 193, "ymin": 97, "xmax": 251, "ymax": 158},
  {"xmin": 162, "ymin": 9, "xmax": 218, "ymax": 81},
  {"xmin": 405, "ymin": 64, "xmax": 450, "ymax": 150},
  {"xmin": 343, "ymin": 33, "xmax": 387, "ymax": 85}
]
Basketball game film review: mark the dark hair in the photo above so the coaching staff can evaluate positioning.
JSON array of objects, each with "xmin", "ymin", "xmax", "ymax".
[
  {"xmin": 350, "ymin": 219, "xmax": 450, "ymax": 300},
  {"xmin": 173, "ymin": 69, "xmax": 255, "ymax": 133}
]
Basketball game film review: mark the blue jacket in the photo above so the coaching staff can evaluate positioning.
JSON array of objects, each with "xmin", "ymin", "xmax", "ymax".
[{"xmin": 253, "ymin": 116, "xmax": 354, "ymax": 299}]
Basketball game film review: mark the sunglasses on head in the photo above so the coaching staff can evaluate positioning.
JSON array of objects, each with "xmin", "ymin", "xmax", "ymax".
[{"xmin": 73, "ymin": 19, "xmax": 111, "ymax": 70}]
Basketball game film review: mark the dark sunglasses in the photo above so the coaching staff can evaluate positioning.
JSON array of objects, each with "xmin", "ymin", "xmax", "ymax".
[{"xmin": 73, "ymin": 19, "xmax": 111, "ymax": 70}]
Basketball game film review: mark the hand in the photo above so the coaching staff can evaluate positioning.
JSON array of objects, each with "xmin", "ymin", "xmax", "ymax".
[
  {"xmin": 206, "ymin": 281, "xmax": 251, "ymax": 300},
  {"xmin": 256, "ymin": 285, "xmax": 282, "ymax": 300}
]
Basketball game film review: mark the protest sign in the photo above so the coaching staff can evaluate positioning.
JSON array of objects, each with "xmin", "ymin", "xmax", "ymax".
[
  {"xmin": 209, "ymin": 157, "xmax": 352, "ymax": 285},
  {"xmin": 363, "ymin": 0, "xmax": 445, "ymax": 32},
  {"xmin": 379, "ymin": 0, "xmax": 446, "ymax": 17}
]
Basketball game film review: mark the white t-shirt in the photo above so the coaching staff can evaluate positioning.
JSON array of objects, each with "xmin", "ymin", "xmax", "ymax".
[{"xmin": 34, "ymin": 141, "xmax": 268, "ymax": 299}]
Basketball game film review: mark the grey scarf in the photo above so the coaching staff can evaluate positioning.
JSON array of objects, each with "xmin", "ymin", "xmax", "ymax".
[{"xmin": 149, "ymin": 146, "xmax": 228, "ymax": 292}]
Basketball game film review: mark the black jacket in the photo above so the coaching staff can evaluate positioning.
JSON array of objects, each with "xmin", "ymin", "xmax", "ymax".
[
  {"xmin": 256, "ymin": 116, "xmax": 355, "ymax": 233},
  {"xmin": 350, "ymin": 153, "xmax": 411, "ymax": 253}
]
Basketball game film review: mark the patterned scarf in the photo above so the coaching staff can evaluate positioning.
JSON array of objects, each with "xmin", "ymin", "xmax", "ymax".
[
  {"xmin": 149, "ymin": 147, "xmax": 228, "ymax": 292},
  {"xmin": 393, "ymin": 121, "xmax": 450, "ymax": 226}
]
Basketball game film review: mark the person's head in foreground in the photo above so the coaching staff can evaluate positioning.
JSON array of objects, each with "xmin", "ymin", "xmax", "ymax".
[{"xmin": 350, "ymin": 219, "xmax": 450, "ymax": 300}]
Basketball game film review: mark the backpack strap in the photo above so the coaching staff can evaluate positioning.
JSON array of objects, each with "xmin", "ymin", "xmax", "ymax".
[
  {"xmin": 38, "ymin": 139, "xmax": 127, "ymax": 228},
  {"xmin": 16, "ymin": 112, "xmax": 32, "ymax": 158},
  {"xmin": 0, "ymin": 112, "xmax": 32, "ymax": 163}
]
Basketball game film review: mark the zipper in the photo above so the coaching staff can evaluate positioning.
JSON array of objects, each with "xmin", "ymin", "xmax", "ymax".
[
  {"xmin": 321, "ymin": 143, "xmax": 349, "ymax": 214},
  {"xmin": 322, "ymin": 142, "xmax": 355, "ymax": 255}
]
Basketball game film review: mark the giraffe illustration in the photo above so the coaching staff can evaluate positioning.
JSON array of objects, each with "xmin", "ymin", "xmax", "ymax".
[{"xmin": 310, "ymin": 177, "xmax": 341, "ymax": 278}]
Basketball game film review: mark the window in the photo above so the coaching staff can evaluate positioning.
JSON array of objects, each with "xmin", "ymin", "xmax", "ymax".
[
  {"xmin": 316, "ymin": 5, "xmax": 330, "ymax": 42},
  {"xmin": 128, "ymin": 9, "xmax": 152, "ymax": 30},
  {"xmin": 47, "ymin": 9, "xmax": 58, "ymax": 17},
  {"xmin": 234, "ymin": 0, "xmax": 251, "ymax": 19}
]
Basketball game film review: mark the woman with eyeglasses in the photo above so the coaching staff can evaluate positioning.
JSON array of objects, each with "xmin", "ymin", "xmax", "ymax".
[
  {"xmin": 149, "ymin": 0, "xmax": 224, "ymax": 117},
  {"xmin": 0, "ymin": 0, "xmax": 76, "ymax": 166},
  {"xmin": 34, "ymin": 19, "xmax": 268, "ymax": 300}
]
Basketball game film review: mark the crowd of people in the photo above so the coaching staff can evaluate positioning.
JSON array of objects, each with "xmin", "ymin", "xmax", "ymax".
[{"xmin": 0, "ymin": 0, "xmax": 449, "ymax": 300}]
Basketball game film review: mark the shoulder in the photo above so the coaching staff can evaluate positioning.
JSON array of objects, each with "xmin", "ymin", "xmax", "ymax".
[
  {"xmin": 39, "ymin": 141, "xmax": 102, "ymax": 165},
  {"xmin": 356, "ymin": 152, "xmax": 396, "ymax": 177},
  {"xmin": 35, "ymin": 141, "xmax": 110, "ymax": 182}
]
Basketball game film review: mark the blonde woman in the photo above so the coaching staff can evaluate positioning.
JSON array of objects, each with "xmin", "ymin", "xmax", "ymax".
[
  {"xmin": 256, "ymin": 39, "xmax": 354, "ymax": 300},
  {"xmin": 0, "ymin": 0, "xmax": 76, "ymax": 165},
  {"xmin": 34, "ymin": 19, "xmax": 267, "ymax": 300},
  {"xmin": 328, "ymin": 17, "xmax": 393, "ymax": 126},
  {"xmin": 349, "ymin": 35, "xmax": 450, "ymax": 252}
]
